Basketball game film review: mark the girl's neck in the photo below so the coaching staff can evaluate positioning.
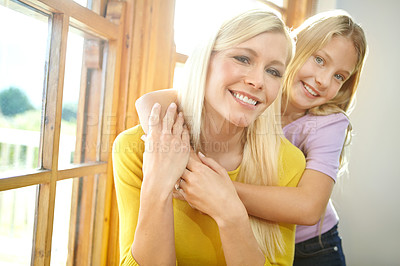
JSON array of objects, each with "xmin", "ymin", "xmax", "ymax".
[{"xmin": 281, "ymin": 101, "xmax": 307, "ymax": 128}]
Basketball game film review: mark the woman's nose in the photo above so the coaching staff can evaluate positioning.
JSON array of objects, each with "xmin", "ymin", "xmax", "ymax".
[{"xmin": 244, "ymin": 68, "xmax": 264, "ymax": 90}]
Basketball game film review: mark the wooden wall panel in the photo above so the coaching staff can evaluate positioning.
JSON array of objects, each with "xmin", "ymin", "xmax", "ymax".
[
  {"xmin": 285, "ymin": 0, "xmax": 317, "ymax": 28},
  {"xmin": 104, "ymin": 0, "xmax": 176, "ymax": 264},
  {"xmin": 124, "ymin": 0, "xmax": 176, "ymax": 129}
]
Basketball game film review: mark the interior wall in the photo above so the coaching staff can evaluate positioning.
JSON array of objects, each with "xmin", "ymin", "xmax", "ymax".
[{"xmin": 316, "ymin": 0, "xmax": 400, "ymax": 265}]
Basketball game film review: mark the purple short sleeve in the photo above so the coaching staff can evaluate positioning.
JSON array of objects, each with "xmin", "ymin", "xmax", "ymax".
[{"xmin": 283, "ymin": 113, "xmax": 349, "ymax": 182}]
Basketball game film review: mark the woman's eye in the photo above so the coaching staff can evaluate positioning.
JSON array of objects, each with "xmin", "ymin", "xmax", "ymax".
[
  {"xmin": 234, "ymin": 56, "xmax": 250, "ymax": 64},
  {"xmin": 315, "ymin": 56, "xmax": 324, "ymax": 65},
  {"xmin": 334, "ymin": 74, "xmax": 345, "ymax": 81},
  {"xmin": 266, "ymin": 68, "xmax": 282, "ymax": 78}
]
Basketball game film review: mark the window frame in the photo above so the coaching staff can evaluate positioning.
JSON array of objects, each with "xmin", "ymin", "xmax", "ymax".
[{"xmin": 0, "ymin": 0, "xmax": 125, "ymax": 265}]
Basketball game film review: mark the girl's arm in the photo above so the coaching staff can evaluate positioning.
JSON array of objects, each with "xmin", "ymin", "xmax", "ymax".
[
  {"xmin": 135, "ymin": 88, "xmax": 178, "ymax": 134},
  {"xmin": 234, "ymin": 170, "xmax": 334, "ymax": 225},
  {"xmin": 135, "ymin": 89, "xmax": 335, "ymax": 226}
]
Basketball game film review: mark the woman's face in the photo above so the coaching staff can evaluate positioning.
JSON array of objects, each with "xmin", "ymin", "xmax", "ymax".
[
  {"xmin": 204, "ymin": 32, "xmax": 288, "ymax": 128},
  {"xmin": 288, "ymin": 36, "xmax": 358, "ymax": 114}
]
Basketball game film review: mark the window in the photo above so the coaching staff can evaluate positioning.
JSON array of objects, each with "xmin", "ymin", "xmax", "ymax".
[{"xmin": 0, "ymin": 0, "xmax": 124, "ymax": 264}]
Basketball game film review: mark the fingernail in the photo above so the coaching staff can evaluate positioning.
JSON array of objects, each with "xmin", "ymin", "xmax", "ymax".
[
  {"xmin": 198, "ymin": 151, "xmax": 205, "ymax": 158},
  {"xmin": 169, "ymin": 102, "xmax": 176, "ymax": 108},
  {"xmin": 153, "ymin": 102, "xmax": 161, "ymax": 109}
]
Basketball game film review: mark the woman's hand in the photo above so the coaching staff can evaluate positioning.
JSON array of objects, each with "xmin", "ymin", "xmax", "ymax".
[
  {"xmin": 142, "ymin": 103, "xmax": 190, "ymax": 197},
  {"xmin": 177, "ymin": 152, "xmax": 246, "ymax": 224}
]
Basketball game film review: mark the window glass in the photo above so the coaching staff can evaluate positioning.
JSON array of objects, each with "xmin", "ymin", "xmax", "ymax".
[
  {"xmin": 174, "ymin": 0, "xmax": 280, "ymax": 55},
  {"xmin": 0, "ymin": 185, "xmax": 37, "ymax": 265},
  {"xmin": 51, "ymin": 178, "xmax": 73, "ymax": 266},
  {"xmin": 0, "ymin": 3, "xmax": 49, "ymax": 174},
  {"xmin": 59, "ymin": 27, "xmax": 108, "ymax": 168},
  {"xmin": 73, "ymin": 0, "xmax": 89, "ymax": 9}
]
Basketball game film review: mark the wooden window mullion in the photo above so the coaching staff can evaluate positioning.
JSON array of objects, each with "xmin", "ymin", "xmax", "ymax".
[{"xmin": 32, "ymin": 12, "xmax": 69, "ymax": 266}]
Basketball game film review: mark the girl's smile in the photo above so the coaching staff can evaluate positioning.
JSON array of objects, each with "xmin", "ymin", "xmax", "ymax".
[{"xmin": 287, "ymin": 36, "xmax": 358, "ymax": 115}]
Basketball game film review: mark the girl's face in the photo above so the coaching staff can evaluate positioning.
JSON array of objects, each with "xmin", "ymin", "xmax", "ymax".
[
  {"xmin": 204, "ymin": 32, "xmax": 288, "ymax": 128},
  {"xmin": 288, "ymin": 36, "xmax": 358, "ymax": 114}
]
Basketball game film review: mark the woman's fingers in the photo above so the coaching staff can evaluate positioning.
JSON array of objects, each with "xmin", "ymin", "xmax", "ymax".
[
  {"xmin": 172, "ymin": 112, "xmax": 184, "ymax": 136},
  {"xmin": 162, "ymin": 102, "xmax": 177, "ymax": 134},
  {"xmin": 148, "ymin": 103, "xmax": 161, "ymax": 132},
  {"xmin": 198, "ymin": 152, "xmax": 226, "ymax": 175}
]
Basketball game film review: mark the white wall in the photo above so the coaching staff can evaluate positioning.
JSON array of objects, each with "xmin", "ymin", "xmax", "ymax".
[{"xmin": 316, "ymin": 0, "xmax": 400, "ymax": 265}]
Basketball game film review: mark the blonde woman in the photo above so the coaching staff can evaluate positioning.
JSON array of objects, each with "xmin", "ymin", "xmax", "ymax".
[
  {"xmin": 136, "ymin": 10, "xmax": 368, "ymax": 266},
  {"xmin": 113, "ymin": 9, "xmax": 305, "ymax": 266}
]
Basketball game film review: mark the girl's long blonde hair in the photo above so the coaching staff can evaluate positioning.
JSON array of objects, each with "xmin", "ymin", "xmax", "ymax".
[
  {"xmin": 178, "ymin": 9, "xmax": 294, "ymax": 261},
  {"xmin": 282, "ymin": 10, "xmax": 368, "ymax": 176}
]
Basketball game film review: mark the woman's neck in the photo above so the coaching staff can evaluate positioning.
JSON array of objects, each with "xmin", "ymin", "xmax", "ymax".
[{"xmin": 201, "ymin": 114, "xmax": 245, "ymax": 171}]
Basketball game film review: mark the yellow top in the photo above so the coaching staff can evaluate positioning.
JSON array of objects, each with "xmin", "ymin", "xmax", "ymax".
[{"xmin": 113, "ymin": 125, "xmax": 305, "ymax": 266}]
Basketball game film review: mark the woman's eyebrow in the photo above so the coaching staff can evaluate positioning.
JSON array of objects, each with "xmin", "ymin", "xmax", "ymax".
[{"xmin": 230, "ymin": 47, "xmax": 285, "ymax": 67}]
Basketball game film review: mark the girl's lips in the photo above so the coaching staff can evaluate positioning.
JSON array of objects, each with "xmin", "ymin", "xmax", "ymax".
[{"xmin": 302, "ymin": 81, "xmax": 320, "ymax": 98}]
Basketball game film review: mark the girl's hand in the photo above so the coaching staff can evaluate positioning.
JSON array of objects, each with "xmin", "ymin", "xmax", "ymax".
[
  {"xmin": 142, "ymin": 103, "xmax": 190, "ymax": 196},
  {"xmin": 177, "ymin": 152, "xmax": 245, "ymax": 224}
]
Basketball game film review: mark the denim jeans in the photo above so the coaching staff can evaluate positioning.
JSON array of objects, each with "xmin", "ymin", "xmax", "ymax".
[{"xmin": 293, "ymin": 224, "xmax": 346, "ymax": 266}]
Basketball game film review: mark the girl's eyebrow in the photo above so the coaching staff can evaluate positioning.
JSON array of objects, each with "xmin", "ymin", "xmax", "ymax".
[
  {"xmin": 319, "ymin": 50, "xmax": 352, "ymax": 76},
  {"xmin": 230, "ymin": 47, "xmax": 286, "ymax": 67}
]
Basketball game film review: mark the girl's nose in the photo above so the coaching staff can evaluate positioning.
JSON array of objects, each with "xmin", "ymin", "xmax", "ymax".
[{"xmin": 315, "ymin": 69, "xmax": 331, "ymax": 89}]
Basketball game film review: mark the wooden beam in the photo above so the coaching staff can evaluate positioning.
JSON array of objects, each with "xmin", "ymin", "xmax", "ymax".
[
  {"xmin": 0, "ymin": 170, "xmax": 51, "ymax": 191},
  {"xmin": 19, "ymin": 0, "xmax": 119, "ymax": 40},
  {"xmin": 175, "ymin": 52, "xmax": 188, "ymax": 64},
  {"xmin": 100, "ymin": 2, "xmax": 126, "ymax": 265},
  {"xmin": 284, "ymin": 0, "xmax": 316, "ymax": 28},
  {"xmin": 57, "ymin": 162, "xmax": 108, "ymax": 180},
  {"xmin": 31, "ymin": 12, "xmax": 69, "ymax": 266}
]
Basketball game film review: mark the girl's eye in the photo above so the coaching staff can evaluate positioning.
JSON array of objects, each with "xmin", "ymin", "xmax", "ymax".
[
  {"xmin": 315, "ymin": 56, "xmax": 324, "ymax": 65},
  {"xmin": 334, "ymin": 74, "xmax": 345, "ymax": 81},
  {"xmin": 234, "ymin": 56, "xmax": 250, "ymax": 64},
  {"xmin": 266, "ymin": 68, "xmax": 282, "ymax": 78}
]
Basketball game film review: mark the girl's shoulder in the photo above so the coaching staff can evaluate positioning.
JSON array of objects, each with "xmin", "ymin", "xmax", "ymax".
[
  {"xmin": 288, "ymin": 112, "xmax": 348, "ymax": 128},
  {"xmin": 284, "ymin": 112, "xmax": 349, "ymax": 138}
]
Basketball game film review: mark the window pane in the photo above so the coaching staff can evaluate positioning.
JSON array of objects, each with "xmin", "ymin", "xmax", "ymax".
[
  {"xmin": 174, "ymin": 0, "xmax": 278, "ymax": 55},
  {"xmin": 51, "ymin": 175, "xmax": 100, "ymax": 265},
  {"xmin": 0, "ymin": 3, "xmax": 49, "ymax": 174},
  {"xmin": 0, "ymin": 185, "xmax": 37, "ymax": 265},
  {"xmin": 51, "ymin": 178, "xmax": 73, "ymax": 266},
  {"xmin": 73, "ymin": 0, "xmax": 89, "ymax": 9},
  {"xmin": 59, "ymin": 27, "xmax": 108, "ymax": 169}
]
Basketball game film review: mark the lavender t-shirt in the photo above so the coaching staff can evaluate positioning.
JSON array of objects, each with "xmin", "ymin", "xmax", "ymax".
[{"xmin": 283, "ymin": 113, "xmax": 349, "ymax": 243}]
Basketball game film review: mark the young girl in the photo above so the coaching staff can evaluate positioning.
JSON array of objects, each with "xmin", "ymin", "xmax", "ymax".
[
  {"xmin": 135, "ymin": 10, "xmax": 368, "ymax": 266},
  {"xmin": 113, "ymin": 10, "xmax": 305, "ymax": 266}
]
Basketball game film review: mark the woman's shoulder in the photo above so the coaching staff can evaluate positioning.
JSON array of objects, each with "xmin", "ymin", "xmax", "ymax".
[
  {"xmin": 279, "ymin": 137, "xmax": 306, "ymax": 167},
  {"xmin": 114, "ymin": 125, "xmax": 144, "ymax": 144},
  {"xmin": 112, "ymin": 125, "xmax": 145, "ymax": 157},
  {"xmin": 278, "ymin": 137, "xmax": 306, "ymax": 187}
]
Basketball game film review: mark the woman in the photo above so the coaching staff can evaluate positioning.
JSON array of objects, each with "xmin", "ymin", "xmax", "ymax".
[
  {"xmin": 113, "ymin": 9, "xmax": 305, "ymax": 266},
  {"xmin": 135, "ymin": 10, "xmax": 368, "ymax": 266}
]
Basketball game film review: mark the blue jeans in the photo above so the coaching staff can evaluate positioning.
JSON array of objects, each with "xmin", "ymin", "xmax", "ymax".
[{"xmin": 293, "ymin": 224, "xmax": 346, "ymax": 266}]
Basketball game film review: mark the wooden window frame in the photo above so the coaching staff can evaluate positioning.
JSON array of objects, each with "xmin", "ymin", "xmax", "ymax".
[{"xmin": 0, "ymin": 0, "xmax": 125, "ymax": 265}]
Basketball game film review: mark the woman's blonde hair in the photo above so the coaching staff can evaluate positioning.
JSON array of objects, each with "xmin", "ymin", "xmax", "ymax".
[
  {"xmin": 178, "ymin": 9, "xmax": 294, "ymax": 261},
  {"xmin": 282, "ymin": 10, "xmax": 368, "ymax": 176}
]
